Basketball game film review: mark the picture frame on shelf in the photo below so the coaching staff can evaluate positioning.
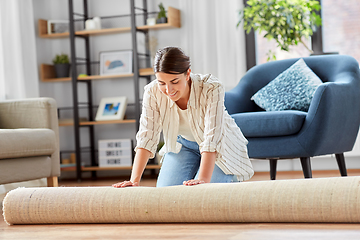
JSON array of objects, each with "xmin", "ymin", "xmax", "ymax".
[
  {"xmin": 47, "ymin": 20, "xmax": 69, "ymax": 34},
  {"xmin": 99, "ymin": 50, "xmax": 133, "ymax": 75},
  {"xmin": 95, "ymin": 96, "xmax": 128, "ymax": 121}
]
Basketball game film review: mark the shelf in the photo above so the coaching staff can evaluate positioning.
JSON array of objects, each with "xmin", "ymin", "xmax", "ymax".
[
  {"xmin": 59, "ymin": 119, "xmax": 136, "ymax": 127},
  {"xmin": 58, "ymin": 118, "xmax": 88, "ymax": 126},
  {"xmin": 45, "ymin": 3, "xmax": 180, "ymax": 181},
  {"xmin": 76, "ymin": 27, "xmax": 132, "ymax": 36},
  {"xmin": 78, "ymin": 73, "xmax": 134, "ymax": 80},
  {"xmin": 140, "ymin": 68, "xmax": 155, "ymax": 76},
  {"xmin": 80, "ymin": 119, "xmax": 136, "ymax": 125},
  {"xmin": 61, "ymin": 164, "xmax": 161, "ymax": 172},
  {"xmin": 38, "ymin": 19, "xmax": 70, "ymax": 38},
  {"xmin": 83, "ymin": 165, "xmax": 161, "ymax": 171},
  {"xmin": 138, "ymin": 7, "xmax": 181, "ymax": 30},
  {"xmin": 38, "ymin": 7, "xmax": 181, "ymax": 38},
  {"xmin": 40, "ymin": 64, "xmax": 71, "ymax": 82},
  {"xmin": 40, "ymin": 64, "xmax": 154, "ymax": 82}
]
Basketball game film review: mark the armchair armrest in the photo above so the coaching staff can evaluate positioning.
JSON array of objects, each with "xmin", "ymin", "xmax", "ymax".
[
  {"xmin": 298, "ymin": 76, "xmax": 360, "ymax": 156},
  {"xmin": 0, "ymin": 98, "xmax": 60, "ymax": 176},
  {"xmin": 225, "ymin": 80, "xmax": 262, "ymax": 114}
]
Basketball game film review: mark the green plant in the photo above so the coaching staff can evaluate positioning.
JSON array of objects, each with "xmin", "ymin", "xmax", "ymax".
[
  {"xmin": 52, "ymin": 53, "xmax": 70, "ymax": 64},
  {"xmin": 157, "ymin": 3, "xmax": 167, "ymax": 19},
  {"xmin": 238, "ymin": 0, "xmax": 322, "ymax": 61}
]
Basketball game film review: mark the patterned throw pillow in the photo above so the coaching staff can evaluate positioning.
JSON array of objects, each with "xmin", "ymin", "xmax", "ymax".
[{"xmin": 251, "ymin": 58, "xmax": 323, "ymax": 112}]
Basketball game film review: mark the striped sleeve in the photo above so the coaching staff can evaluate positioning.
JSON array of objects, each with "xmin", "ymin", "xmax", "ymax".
[
  {"xmin": 199, "ymin": 82, "xmax": 225, "ymax": 153},
  {"xmin": 135, "ymin": 84, "xmax": 162, "ymax": 158}
]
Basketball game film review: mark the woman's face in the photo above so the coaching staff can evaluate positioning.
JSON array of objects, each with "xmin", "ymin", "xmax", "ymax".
[{"xmin": 156, "ymin": 69, "xmax": 191, "ymax": 103}]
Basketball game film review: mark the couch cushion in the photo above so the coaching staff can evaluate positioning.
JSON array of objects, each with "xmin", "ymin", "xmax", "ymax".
[
  {"xmin": 251, "ymin": 58, "xmax": 323, "ymax": 112},
  {"xmin": 0, "ymin": 156, "xmax": 52, "ymax": 185},
  {"xmin": 0, "ymin": 128, "xmax": 56, "ymax": 159},
  {"xmin": 231, "ymin": 110, "xmax": 307, "ymax": 137}
]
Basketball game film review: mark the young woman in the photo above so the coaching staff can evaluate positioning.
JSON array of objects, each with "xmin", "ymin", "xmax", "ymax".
[{"xmin": 113, "ymin": 46, "xmax": 253, "ymax": 188}]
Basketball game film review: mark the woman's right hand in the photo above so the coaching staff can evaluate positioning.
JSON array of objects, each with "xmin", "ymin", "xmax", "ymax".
[{"xmin": 112, "ymin": 180, "xmax": 139, "ymax": 188}]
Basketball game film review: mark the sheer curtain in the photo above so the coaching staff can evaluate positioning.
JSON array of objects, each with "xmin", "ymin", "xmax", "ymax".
[
  {"xmin": 0, "ymin": 0, "xmax": 43, "ymax": 203},
  {"xmin": 179, "ymin": 0, "xmax": 246, "ymax": 90},
  {"xmin": 0, "ymin": 0, "xmax": 39, "ymax": 100}
]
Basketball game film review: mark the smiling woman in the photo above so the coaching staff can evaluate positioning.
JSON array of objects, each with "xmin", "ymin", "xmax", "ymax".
[{"xmin": 112, "ymin": 46, "xmax": 254, "ymax": 189}]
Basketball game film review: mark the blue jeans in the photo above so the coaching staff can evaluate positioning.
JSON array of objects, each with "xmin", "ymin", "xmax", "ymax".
[{"xmin": 156, "ymin": 136, "xmax": 237, "ymax": 187}]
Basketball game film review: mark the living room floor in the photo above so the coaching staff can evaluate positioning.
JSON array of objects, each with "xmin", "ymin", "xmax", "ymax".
[{"xmin": 1, "ymin": 170, "xmax": 360, "ymax": 240}]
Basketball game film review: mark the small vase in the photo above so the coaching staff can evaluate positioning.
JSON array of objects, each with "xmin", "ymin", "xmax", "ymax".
[
  {"xmin": 54, "ymin": 63, "xmax": 70, "ymax": 78},
  {"xmin": 156, "ymin": 17, "xmax": 168, "ymax": 24}
]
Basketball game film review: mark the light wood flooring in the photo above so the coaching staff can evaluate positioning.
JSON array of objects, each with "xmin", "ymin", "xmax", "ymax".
[{"xmin": 1, "ymin": 170, "xmax": 360, "ymax": 240}]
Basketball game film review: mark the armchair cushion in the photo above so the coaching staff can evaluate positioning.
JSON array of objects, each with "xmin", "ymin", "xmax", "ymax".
[
  {"xmin": 0, "ymin": 129, "xmax": 56, "ymax": 159},
  {"xmin": 231, "ymin": 110, "xmax": 307, "ymax": 138},
  {"xmin": 251, "ymin": 59, "xmax": 323, "ymax": 112}
]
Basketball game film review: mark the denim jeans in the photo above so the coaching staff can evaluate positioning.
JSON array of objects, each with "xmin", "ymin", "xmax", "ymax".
[{"xmin": 156, "ymin": 135, "xmax": 238, "ymax": 187}]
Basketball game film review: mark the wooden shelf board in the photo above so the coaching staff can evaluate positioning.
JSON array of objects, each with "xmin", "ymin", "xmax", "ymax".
[
  {"xmin": 82, "ymin": 165, "xmax": 161, "ymax": 171},
  {"xmin": 43, "ymin": 71, "xmax": 149, "ymax": 81},
  {"xmin": 42, "ymin": 77, "xmax": 71, "ymax": 82},
  {"xmin": 39, "ymin": 22, "xmax": 177, "ymax": 38},
  {"xmin": 139, "ymin": 68, "xmax": 154, "ymax": 76},
  {"xmin": 38, "ymin": 7, "xmax": 181, "ymax": 38},
  {"xmin": 39, "ymin": 33, "xmax": 70, "ymax": 38},
  {"xmin": 80, "ymin": 119, "xmax": 136, "ymax": 125},
  {"xmin": 61, "ymin": 165, "xmax": 161, "ymax": 172},
  {"xmin": 138, "ymin": 22, "xmax": 179, "ymax": 30},
  {"xmin": 78, "ymin": 73, "xmax": 134, "ymax": 80},
  {"xmin": 76, "ymin": 27, "xmax": 132, "ymax": 36},
  {"xmin": 41, "ymin": 64, "xmax": 152, "ymax": 82},
  {"xmin": 59, "ymin": 119, "xmax": 136, "ymax": 127}
]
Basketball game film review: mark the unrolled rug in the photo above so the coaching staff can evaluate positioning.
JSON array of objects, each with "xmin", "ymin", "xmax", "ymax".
[{"xmin": 3, "ymin": 176, "xmax": 360, "ymax": 225}]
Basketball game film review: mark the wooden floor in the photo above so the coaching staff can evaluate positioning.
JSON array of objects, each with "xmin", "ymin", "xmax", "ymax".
[{"xmin": 1, "ymin": 170, "xmax": 360, "ymax": 240}]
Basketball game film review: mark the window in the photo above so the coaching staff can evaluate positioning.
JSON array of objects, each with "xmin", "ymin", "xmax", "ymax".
[
  {"xmin": 322, "ymin": 0, "xmax": 360, "ymax": 63},
  {"xmin": 255, "ymin": 32, "xmax": 312, "ymax": 65},
  {"xmin": 245, "ymin": 1, "xmax": 359, "ymax": 68}
]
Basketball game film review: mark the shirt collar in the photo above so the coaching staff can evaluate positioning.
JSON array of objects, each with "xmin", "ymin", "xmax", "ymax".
[{"xmin": 188, "ymin": 74, "xmax": 198, "ymax": 109}]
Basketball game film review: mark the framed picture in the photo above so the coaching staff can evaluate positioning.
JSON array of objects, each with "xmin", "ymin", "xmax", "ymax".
[
  {"xmin": 99, "ymin": 50, "xmax": 133, "ymax": 75},
  {"xmin": 95, "ymin": 97, "xmax": 128, "ymax": 121}
]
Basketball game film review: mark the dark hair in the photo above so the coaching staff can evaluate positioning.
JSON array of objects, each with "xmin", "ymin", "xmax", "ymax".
[{"xmin": 153, "ymin": 46, "xmax": 191, "ymax": 74}]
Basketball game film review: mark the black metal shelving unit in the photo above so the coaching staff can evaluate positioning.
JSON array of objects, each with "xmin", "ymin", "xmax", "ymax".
[{"xmin": 67, "ymin": 0, "xmax": 153, "ymax": 181}]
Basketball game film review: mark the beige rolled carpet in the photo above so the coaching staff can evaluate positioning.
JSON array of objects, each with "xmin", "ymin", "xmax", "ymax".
[{"xmin": 3, "ymin": 176, "xmax": 360, "ymax": 225}]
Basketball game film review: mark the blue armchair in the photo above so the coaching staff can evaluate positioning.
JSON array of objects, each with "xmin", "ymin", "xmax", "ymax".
[{"xmin": 225, "ymin": 55, "xmax": 360, "ymax": 180}]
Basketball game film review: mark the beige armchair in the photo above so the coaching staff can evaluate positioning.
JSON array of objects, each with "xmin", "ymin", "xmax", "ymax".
[{"xmin": 0, "ymin": 98, "xmax": 60, "ymax": 187}]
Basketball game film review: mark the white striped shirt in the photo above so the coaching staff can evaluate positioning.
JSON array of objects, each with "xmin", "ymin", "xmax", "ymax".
[{"xmin": 135, "ymin": 73, "xmax": 254, "ymax": 181}]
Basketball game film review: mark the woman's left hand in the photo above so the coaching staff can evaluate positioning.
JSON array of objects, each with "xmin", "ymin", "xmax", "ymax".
[{"xmin": 183, "ymin": 179, "xmax": 206, "ymax": 186}]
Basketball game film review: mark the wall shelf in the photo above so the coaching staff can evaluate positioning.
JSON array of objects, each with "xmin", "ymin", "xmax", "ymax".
[
  {"xmin": 40, "ymin": 64, "xmax": 154, "ymax": 82},
  {"xmin": 59, "ymin": 119, "xmax": 136, "ymax": 127},
  {"xmin": 40, "ymin": 2, "xmax": 180, "ymax": 181},
  {"xmin": 61, "ymin": 164, "xmax": 161, "ymax": 172},
  {"xmin": 38, "ymin": 7, "xmax": 180, "ymax": 38}
]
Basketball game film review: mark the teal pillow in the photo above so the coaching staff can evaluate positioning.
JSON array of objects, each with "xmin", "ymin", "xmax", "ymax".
[{"xmin": 251, "ymin": 59, "xmax": 323, "ymax": 112}]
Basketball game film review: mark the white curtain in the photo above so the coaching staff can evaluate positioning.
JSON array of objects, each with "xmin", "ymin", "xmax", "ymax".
[
  {"xmin": 0, "ymin": 0, "xmax": 43, "ymax": 204},
  {"xmin": 0, "ymin": 0, "xmax": 39, "ymax": 100},
  {"xmin": 179, "ymin": 0, "xmax": 247, "ymax": 90}
]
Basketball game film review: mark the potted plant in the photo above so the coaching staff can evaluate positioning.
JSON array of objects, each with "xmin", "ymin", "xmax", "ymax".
[
  {"xmin": 52, "ymin": 53, "xmax": 70, "ymax": 78},
  {"xmin": 238, "ymin": 0, "xmax": 322, "ymax": 61},
  {"xmin": 156, "ymin": 3, "xmax": 167, "ymax": 24}
]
